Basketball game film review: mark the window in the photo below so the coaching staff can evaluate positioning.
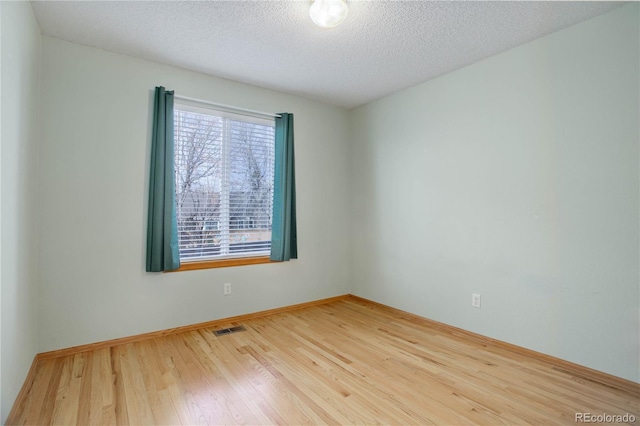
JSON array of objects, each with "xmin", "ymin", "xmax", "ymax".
[{"xmin": 174, "ymin": 102, "xmax": 275, "ymax": 265}]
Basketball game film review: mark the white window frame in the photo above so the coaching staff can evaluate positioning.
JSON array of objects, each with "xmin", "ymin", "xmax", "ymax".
[{"xmin": 173, "ymin": 101, "xmax": 276, "ymax": 267}]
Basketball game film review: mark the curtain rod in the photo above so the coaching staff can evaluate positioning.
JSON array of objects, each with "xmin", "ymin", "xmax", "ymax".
[{"xmin": 173, "ymin": 94, "xmax": 281, "ymax": 119}]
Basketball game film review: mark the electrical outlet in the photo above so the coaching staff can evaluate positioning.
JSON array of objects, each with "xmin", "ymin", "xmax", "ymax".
[
  {"xmin": 472, "ymin": 293, "xmax": 481, "ymax": 308},
  {"xmin": 224, "ymin": 283, "xmax": 231, "ymax": 296}
]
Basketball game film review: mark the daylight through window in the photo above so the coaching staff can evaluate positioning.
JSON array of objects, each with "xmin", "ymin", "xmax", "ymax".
[{"xmin": 174, "ymin": 103, "xmax": 275, "ymax": 261}]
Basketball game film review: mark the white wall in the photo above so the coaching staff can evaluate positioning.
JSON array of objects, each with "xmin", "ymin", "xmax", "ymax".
[
  {"xmin": 0, "ymin": 2, "xmax": 3, "ymax": 417},
  {"xmin": 350, "ymin": 4, "xmax": 639, "ymax": 382},
  {"xmin": 37, "ymin": 37, "xmax": 352, "ymax": 352},
  {"xmin": 0, "ymin": 2, "xmax": 41, "ymax": 421}
]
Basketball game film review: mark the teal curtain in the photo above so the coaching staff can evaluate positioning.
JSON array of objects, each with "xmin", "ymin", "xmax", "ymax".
[
  {"xmin": 146, "ymin": 87, "xmax": 180, "ymax": 272},
  {"xmin": 271, "ymin": 113, "xmax": 298, "ymax": 261}
]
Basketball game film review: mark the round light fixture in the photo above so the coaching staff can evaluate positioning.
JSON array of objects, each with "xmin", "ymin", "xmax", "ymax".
[{"xmin": 309, "ymin": 0, "xmax": 348, "ymax": 28}]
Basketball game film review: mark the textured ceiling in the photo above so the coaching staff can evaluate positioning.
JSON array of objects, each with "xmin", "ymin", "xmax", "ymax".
[{"xmin": 31, "ymin": 1, "xmax": 624, "ymax": 109}]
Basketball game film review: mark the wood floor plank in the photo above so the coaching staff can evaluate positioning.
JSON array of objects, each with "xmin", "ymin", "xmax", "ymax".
[
  {"xmin": 88, "ymin": 347, "xmax": 117, "ymax": 425},
  {"xmin": 110, "ymin": 346, "xmax": 130, "ymax": 425},
  {"xmin": 6, "ymin": 298, "xmax": 639, "ymax": 425},
  {"xmin": 75, "ymin": 352, "xmax": 94, "ymax": 426}
]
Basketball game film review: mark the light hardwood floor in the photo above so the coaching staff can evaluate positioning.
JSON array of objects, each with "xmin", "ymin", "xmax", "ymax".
[{"xmin": 7, "ymin": 297, "xmax": 639, "ymax": 425}]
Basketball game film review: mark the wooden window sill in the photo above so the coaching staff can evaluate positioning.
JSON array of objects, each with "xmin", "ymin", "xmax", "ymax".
[{"xmin": 168, "ymin": 256, "xmax": 274, "ymax": 272}]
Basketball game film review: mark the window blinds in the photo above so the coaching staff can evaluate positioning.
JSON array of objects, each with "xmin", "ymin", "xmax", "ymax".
[{"xmin": 174, "ymin": 104, "xmax": 275, "ymax": 260}]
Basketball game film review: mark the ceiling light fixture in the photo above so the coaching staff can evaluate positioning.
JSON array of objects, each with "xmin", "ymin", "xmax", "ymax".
[{"xmin": 309, "ymin": 0, "xmax": 348, "ymax": 28}]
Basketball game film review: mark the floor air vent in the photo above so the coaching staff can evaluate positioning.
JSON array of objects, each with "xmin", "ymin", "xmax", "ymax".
[{"xmin": 214, "ymin": 325, "xmax": 247, "ymax": 336}]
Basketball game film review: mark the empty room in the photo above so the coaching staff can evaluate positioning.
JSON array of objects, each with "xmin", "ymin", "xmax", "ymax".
[{"xmin": 1, "ymin": 0, "xmax": 639, "ymax": 424}]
